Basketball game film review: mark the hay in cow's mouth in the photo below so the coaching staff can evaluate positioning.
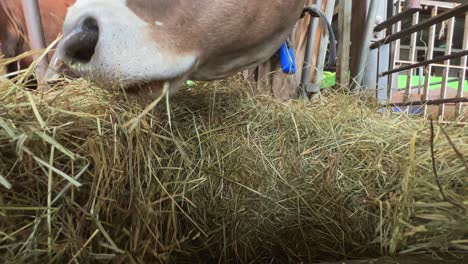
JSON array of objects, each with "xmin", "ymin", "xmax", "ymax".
[{"xmin": 0, "ymin": 57, "xmax": 467, "ymax": 263}]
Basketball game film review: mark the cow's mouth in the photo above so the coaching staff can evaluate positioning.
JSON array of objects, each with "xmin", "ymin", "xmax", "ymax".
[{"xmin": 124, "ymin": 80, "xmax": 168, "ymax": 97}]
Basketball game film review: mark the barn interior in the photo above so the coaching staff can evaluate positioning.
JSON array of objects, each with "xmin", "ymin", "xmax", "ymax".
[{"xmin": 0, "ymin": 0, "xmax": 467, "ymax": 263}]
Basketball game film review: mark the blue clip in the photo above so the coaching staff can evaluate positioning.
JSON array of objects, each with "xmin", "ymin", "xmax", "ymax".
[{"xmin": 278, "ymin": 42, "xmax": 297, "ymax": 74}]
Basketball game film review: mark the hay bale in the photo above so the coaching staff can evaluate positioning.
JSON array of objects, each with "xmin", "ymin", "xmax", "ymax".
[{"xmin": 0, "ymin": 70, "xmax": 467, "ymax": 263}]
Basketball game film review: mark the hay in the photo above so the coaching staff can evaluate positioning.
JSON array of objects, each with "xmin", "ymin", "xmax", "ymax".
[{"xmin": 0, "ymin": 63, "xmax": 467, "ymax": 263}]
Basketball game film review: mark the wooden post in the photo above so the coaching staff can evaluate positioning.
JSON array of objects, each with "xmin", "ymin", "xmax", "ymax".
[
  {"xmin": 350, "ymin": 0, "xmax": 367, "ymax": 82},
  {"xmin": 337, "ymin": 0, "xmax": 352, "ymax": 87},
  {"xmin": 352, "ymin": 0, "xmax": 379, "ymax": 91}
]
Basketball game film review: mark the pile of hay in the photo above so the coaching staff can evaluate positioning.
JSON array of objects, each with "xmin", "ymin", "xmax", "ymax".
[{"xmin": 0, "ymin": 70, "xmax": 467, "ymax": 263}]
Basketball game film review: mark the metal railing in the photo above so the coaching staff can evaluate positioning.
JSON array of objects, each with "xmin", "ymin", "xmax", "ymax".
[{"xmin": 373, "ymin": 0, "xmax": 468, "ymax": 120}]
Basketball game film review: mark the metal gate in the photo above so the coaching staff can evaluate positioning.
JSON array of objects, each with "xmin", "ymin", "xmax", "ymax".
[{"xmin": 372, "ymin": 0, "xmax": 468, "ymax": 121}]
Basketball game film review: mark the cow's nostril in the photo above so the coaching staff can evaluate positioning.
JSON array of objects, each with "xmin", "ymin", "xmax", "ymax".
[{"xmin": 64, "ymin": 17, "xmax": 99, "ymax": 64}]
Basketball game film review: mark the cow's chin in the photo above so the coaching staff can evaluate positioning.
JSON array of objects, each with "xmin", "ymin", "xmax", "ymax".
[
  {"xmin": 125, "ymin": 80, "xmax": 169, "ymax": 99},
  {"xmin": 131, "ymin": 77, "xmax": 190, "ymax": 100}
]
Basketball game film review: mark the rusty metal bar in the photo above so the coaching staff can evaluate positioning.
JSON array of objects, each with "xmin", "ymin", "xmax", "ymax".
[
  {"xmin": 21, "ymin": 0, "xmax": 48, "ymax": 81},
  {"xmin": 374, "ymin": 1, "xmax": 421, "ymax": 32},
  {"xmin": 382, "ymin": 97, "xmax": 468, "ymax": 107},
  {"xmin": 380, "ymin": 50, "xmax": 468, "ymax": 76},
  {"xmin": 374, "ymin": 9, "xmax": 419, "ymax": 32},
  {"xmin": 370, "ymin": 3, "xmax": 468, "ymax": 49},
  {"xmin": 439, "ymin": 17, "xmax": 455, "ymax": 118}
]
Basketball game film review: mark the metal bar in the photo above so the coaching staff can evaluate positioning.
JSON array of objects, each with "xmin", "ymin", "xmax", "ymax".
[
  {"xmin": 397, "ymin": 60, "xmax": 468, "ymax": 70},
  {"xmin": 418, "ymin": 66, "xmax": 424, "ymax": 94},
  {"xmin": 439, "ymin": 17, "xmax": 455, "ymax": 118},
  {"xmin": 389, "ymin": 1, "xmax": 403, "ymax": 101},
  {"xmin": 380, "ymin": 50, "xmax": 468, "ymax": 76},
  {"xmin": 420, "ymin": 0, "xmax": 460, "ymax": 10},
  {"xmin": 370, "ymin": 3, "xmax": 468, "ymax": 49},
  {"xmin": 456, "ymin": 14, "xmax": 468, "ymax": 117},
  {"xmin": 382, "ymin": 97, "xmax": 468, "ymax": 107},
  {"xmin": 374, "ymin": 8, "xmax": 420, "ymax": 32},
  {"xmin": 337, "ymin": 0, "xmax": 352, "ymax": 86},
  {"xmin": 403, "ymin": 78, "xmax": 459, "ymax": 90},
  {"xmin": 351, "ymin": 0, "xmax": 379, "ymax": 91},
  {"xmin": 399, "ymin": 45, "xmax": 464, "ymax": 53},
  {"xmin": 21, "ymin": 0, "xmax": 48, "ymax": 82},
  {"xmin": 300, "ymin": 0, "xmax": 323, "ymax": 99},
  {"xmin": 386, "ymin": 0, "xmax": 398, "ymax": 101},
  {"xmin": 374, "ymin": 0, "xmax": 421, "ymax": 32},
  {"xmin": 405, "ymin": 12, "xmax": 420, "ymax": 102},
  {"xmin": 311, "ymin": 0, "xmax": 336, "ymax": 91},
  {"xmin": 375, "ymin": 0, "xmax": 390, "ymax": 103}
]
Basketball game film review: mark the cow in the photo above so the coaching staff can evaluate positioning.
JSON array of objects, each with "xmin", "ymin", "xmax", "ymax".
[
  {"xmin": 0, "ymin": 0, "xmax": 74, "ymax": 74},
  {"xmin": 46, "ymin": 0, "xmax": 320, "ymax": 97}
]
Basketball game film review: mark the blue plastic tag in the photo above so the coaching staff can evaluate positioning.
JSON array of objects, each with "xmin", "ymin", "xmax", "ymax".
[{"xmin": 278, "ymin": 43, "xmax": 297, "ymax": 75}]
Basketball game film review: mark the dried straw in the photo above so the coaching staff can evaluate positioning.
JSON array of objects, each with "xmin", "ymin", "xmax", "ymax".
[{"xmin": 0, "ymin": 57, "xmax": 467, "ymax": 263}]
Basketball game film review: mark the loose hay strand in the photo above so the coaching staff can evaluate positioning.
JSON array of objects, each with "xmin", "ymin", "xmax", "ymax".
[
  {"xmin": 0, "ymin": 174, "xmax": 12, "ymax": 189},
  {"xmin": 47, "ymin": 128, "xmax": 56, "ymax": 254},
  {"xmin": 122, "ymin": 82, "xmax": 169, "ymax": 133},
  {"xmin": 23, "ymin": 148, "xmax": 82, "ymax": 187},
  {"xmin": 26, "ymin": 91, "xmax": 46, "ymax": 129},
  {"xmin": 68, "ymin": 229, "xmax": 100, "ymax": 264}
]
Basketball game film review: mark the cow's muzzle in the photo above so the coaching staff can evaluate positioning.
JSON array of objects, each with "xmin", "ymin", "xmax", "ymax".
[{"xmin": 62, "ymin": 16, "xmax": 99, "ymax": 66}]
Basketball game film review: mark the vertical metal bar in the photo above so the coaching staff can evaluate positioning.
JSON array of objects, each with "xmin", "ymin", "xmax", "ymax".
[
  {"xmin": 312, "ymin": 0, "xmax": 336, "ymax": 90},
  {"xmin": 372, "ymin": 1, "xmax": 390, "ymax": 103},
  {"xmin": 390, "ymin": 1, "xmax": 403, "ymax": 101},
  {"xmin": 422, "ymin": 6, "xmax": 438, "ymax": 116},
  {"xmin": 439, "ymin": 17, "xmax": 455, "ymax": 119},
  {"xmin": 456, "ymin": 14, "xmax": 468, "ymax": 117},
  {"xmin": 418, "ymin": 66, "xmax": 423, "ymax": 94},
  {"xmin": 337, "ymin": 0, "xmax": 352, "ymax": 87},
  {"xmin": 405, "ymin": 12, "xmax": 420, "ymax": 102},
  {"xmin": 300, "ymin": 0, "xmax": 323, "ymax": 100},
  {"xmin": 351, "ymin": 0, "xmax": 379, "ymax": 91},
  {"xmin": 21, "ymin": 0, "xmax": 48, "ymax": 82},
  {"xmin": 387, "ymin": 0, "xmax": 397, "ymax": 101}
]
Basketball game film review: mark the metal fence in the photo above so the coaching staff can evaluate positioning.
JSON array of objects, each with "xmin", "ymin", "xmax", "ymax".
[{"xmin": 373, "ymin": 0, "xmax": 468, "ymax": 121}]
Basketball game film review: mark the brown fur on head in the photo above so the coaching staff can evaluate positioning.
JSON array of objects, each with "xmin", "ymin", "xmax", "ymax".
[{"xmin": 51, "ymin": 0, "xmax": 307, "ymax": 96}]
